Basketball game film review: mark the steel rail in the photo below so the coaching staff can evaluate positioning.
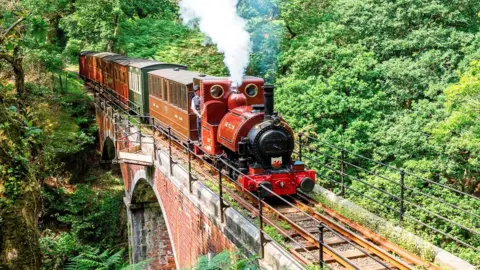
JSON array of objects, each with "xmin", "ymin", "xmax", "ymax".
[{"xmin": 295, "ymin": 191, "xmax": 441, "ymax": 270}]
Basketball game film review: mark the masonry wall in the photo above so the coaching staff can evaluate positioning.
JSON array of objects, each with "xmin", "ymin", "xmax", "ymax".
[
  {"xmin": 122, "ymin": 163, "xmax": 234, "ymax": 269},
  {"xmin": 128, "ymin": 203, "xmax": 176, "ymax": 269}
]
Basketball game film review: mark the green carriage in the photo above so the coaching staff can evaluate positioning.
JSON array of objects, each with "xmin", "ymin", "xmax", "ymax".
[{"xmin": 128, "ymin": 59, "xmax": 187, "ymax": 116}]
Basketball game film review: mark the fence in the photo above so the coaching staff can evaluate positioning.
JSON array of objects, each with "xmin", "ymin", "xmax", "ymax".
[{"xmin": 298, "ymin": 134, "xmax": 480, "ymax": 255}]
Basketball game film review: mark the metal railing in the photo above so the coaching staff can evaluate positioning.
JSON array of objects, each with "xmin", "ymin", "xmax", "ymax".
[
  {"xmin": 297, "ymin": 134, "xmax": 480, "ymax": 254},
  {"xmin": 90, "ymin": 89, "xmax": 479, "ymax": 266}
]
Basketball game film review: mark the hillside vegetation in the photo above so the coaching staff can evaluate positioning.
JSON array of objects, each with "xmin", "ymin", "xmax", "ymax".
[{"xmin": 0, "ymin": 0, "xmax": 479, "ymax": 268}]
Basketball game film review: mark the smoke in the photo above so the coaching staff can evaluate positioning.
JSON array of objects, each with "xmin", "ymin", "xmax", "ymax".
[{"xmin": 179, "ymin": 0, "xmax": 251, "ymax": 87}]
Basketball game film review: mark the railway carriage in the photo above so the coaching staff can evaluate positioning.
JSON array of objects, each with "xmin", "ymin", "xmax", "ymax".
[
  {"xmin": 92, "ymin": 52, "xmax": 117, "ymax": 85},
  {"xmin": 79, "ymin": 51, "xmax": 96, "ymax": 79},
  {"xmin": 83, "ymin": 52, "xmax": 97, "ymax": 81},
  {"xmin": 148, "ymin": 69, "xmax": 199, "ymax": 142},
  {"xmin": 128, "ymin": 60, "xmax": 186, "ymax": 116},
  {"xmin": 96, "ymin": 55, "xmax": 131, "ymax": 106}
]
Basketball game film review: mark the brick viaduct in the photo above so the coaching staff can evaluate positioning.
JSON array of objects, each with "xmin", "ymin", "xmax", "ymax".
[{"xmin": 95, "ymin": 96, "xmax": 303, "ymax": 269}]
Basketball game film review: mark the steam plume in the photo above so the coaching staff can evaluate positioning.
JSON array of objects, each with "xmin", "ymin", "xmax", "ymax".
[{"xmin": 179, "ymin": 0, "xmax": 251, "ymax": 87}]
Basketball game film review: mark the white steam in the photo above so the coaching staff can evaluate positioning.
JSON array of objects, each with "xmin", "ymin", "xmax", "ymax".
[{"xmin": 179, "ymin": 0, "xmax": 251, "ymax": 87}]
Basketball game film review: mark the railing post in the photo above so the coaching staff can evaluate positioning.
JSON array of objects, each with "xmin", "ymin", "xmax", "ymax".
[
  {"xmin": 138, "ymin": 116, "xmax": 142, "ymax": 145},
  {"xmin": 168, "ymin": 127, "xmax": 173, "ymax": 176},
  {"xmin": 400, "ymin": 169, "xmax": 405, "ymax": 225},
  {"xmin": 318, "ymin": 222, "xmax": 324, "ymax": 268},
  {"xmin": 218, "ymin": 165, "xmax": 225, "ymax": 223},
  {"xmin": 188, "ymin": 140, "xmax": 193, "ymax": 193},
  {"xmin": 153, "ymin": 137, "xmax": 157, "ymax": 161},
  {"xmin": 340, "ymin": 149, "xmax": 345, "ymax": 196},
  {"xmin": 298, "ymin": 133, "xmax": 303, "ymax": 160},
  {"xmin": 258, "ymin": 184, "xmax": 265, "ymax": 259}
]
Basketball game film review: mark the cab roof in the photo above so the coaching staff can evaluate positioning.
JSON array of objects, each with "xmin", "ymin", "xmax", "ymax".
[
  {"xmin": 80, "ymin": 51, "xmax": 97, "ymax": 56},
  {"xmin": 128, "ymin": 58, "xmax": 187, "ymax": 69},
  {"xmin": 148, "ymin": 69, "xmax": 222, "ymax": 85},
  {"xmin": 93, "ymin": 52, "xmax": 118, "ymax": 59}
]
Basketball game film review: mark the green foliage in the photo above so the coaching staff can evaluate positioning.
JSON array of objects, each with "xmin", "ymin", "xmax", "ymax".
[
  {"xmin": 117, "ymin": 17, "xmax": 227, "ymax": 76},
  {"xmin": 42, "ymin": 182, "xmax": 125, "ymax": 246},
  {"xmin": 40, "ymin": 231, "xmax": 91, "ymax": 270},
  {"xmin": 276, "ymin": 0, "xmax": 480, "ymax": 265},
  {"xmin": 431, "ymin": 61, "xmax": 480, "ymax": 189},
  {"xmin": 65, "ymin": 248, "xmax": 150, "ymax": 270},
  {"xmin": 194, "ymin": 250, "xmax": 258, "ymax": 270}
]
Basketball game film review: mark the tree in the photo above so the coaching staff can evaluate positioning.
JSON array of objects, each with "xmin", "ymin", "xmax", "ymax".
[
  {"xmin": 0, "ymin": 10, "xmax": 28, "ymax": 97},
  {"xmin": 431, "ymin": 61, "xmax": 480, "ymax": 193}
]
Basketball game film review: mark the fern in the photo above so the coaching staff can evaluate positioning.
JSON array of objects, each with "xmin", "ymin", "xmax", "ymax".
[
  {"xmin": 65, "ymin": 248, "xmax": 151, "ymax": 270},
  {"xmin": 65, "ymin": 248, "xmax": 125, "ymax": 270},
  {"xmin": 194, "ymin": 251, "xmax": 258, "ymax": 270}
]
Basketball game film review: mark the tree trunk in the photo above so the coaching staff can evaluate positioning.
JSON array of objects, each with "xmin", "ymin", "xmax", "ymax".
[
  {"xmin": 13, "ymin": 58, "xmax": 25, "ymax": 97},
  {"xmin": 58, "ymin": 73, "xmax": 63, "ymax": 92},
  {"xmin": 0, "ymin": 194, "xmax": 42, "ymax": 270},
  {"xmin": 0, "ymin": 49, "xmax": 25, "ymax": 98},
  {"xmin": 107, "ymin": 14, "xmax": 119, "ymax": 52}
]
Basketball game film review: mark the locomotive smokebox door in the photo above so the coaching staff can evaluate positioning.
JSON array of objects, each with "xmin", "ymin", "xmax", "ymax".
[{"xmin": 271, "ymin": 157, "xmax": 282, "ymax": 169}]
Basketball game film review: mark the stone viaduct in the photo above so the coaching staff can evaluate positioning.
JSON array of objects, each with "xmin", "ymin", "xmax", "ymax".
[{"xmin": 94, "ymin": 96, "xmax": 303, "ymax": 269}]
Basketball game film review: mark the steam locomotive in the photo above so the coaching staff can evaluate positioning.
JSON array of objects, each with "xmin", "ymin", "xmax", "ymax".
[{"xmin": 79, "ymin": 51, "xmax": 315, "ymax": 196}]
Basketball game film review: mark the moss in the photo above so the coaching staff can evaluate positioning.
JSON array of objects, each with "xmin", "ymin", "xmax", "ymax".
[{"xmin": 0, "ymin": 194, "xmax": 42, "ymax": 269}]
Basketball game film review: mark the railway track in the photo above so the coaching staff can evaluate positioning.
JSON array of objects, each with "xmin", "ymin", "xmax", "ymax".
[
  {"xmin": 148, "ymin": 129, "xmax": 439, "ymax": 270},
  {"xmin": 92, "ymin": 87, "xmax": 438, "ymax": 270}
]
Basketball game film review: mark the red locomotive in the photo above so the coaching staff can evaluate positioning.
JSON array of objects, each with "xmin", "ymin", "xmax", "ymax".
[{"xmin": 79, "ymin": 52, "xmax": 316, "ymax": 196}]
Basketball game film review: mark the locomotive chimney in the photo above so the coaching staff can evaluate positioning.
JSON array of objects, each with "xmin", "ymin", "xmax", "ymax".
[{"xmin": 263, "ymin": 85, "xmax": 275, "ymax": 120}]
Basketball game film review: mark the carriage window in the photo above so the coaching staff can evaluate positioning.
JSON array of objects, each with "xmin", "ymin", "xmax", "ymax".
[
  {"xmin": 175, "ymin": 82, "xmax": 179, "ymax": 105},
  {"xmin": 129, "ymin": 73, "xmax": 133, "ymax": 89},
  {"xmin": 210, "ymin": 85, "xmax": 224, "ymax": 99},
  {"xmin": 154, "ymin": 77, "xmax": 159, "ymax": 98},
  {"xmin": 173, "ymin": 82, "xmax": 178, "ymax": 106},
  {"xmin": 137, "ymin": 74, "xmax": 141, "ymax": 92},
  {"xmin": 148, "ymin": 77, "xmax": 152, "ymax": 96},
  {"xmin": 163, "ymin": 80, "xmax": 168, "ymax": 101},
  {"xmin": 157, "ymin": 78, "xmax": 162, "ymax": 99},
  {"xmin": 181, "ymin": 86, "xmax": 187, "ymax": 110},
  {"xmin": 159, "ymin": 79, "xmax": 163, "ymax": 100}
]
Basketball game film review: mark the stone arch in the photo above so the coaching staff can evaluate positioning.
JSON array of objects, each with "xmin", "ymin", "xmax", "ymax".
[
  {"xmin": 102, "ymin": 137, "xmax": 116, "ymax": 161},
  {"xmin": 128, "ymin": 176, "xmax": 177, "ymax": 269}
]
